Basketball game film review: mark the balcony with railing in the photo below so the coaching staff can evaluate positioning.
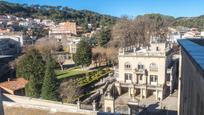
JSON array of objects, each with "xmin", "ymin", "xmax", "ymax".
[
  {"xmin": 149, "ymin": 67, "xmax": 158, "ymax": 72},
  {"xmin": 134, "ymin": 68, "xmax": 145, "ymax": 74},
  {"xmin": 120, "ymin": 82, "xmax": 163, "ymax": 90}
]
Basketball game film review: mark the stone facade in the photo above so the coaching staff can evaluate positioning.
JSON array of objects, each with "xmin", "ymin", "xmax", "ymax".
[
  {"xmin": 115, "ymin": 43, "xmax": 173, "ymax": 100},
  {"xmin": 49, "ymin": 21, "xmax": 77, "ymax": 39},
  {"xmin": 104, "ymin": 93, "xmax": 115, "ymax": 113}
]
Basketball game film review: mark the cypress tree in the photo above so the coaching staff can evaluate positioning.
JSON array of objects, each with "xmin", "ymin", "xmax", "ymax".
[{"xmin": 41, "ymin": 57, "xmax": 58, "ymax": 101}]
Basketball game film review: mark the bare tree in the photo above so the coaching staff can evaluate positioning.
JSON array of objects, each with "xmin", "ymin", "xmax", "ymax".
[
  {"xmin": 59, "ymin": 80, "xmax": 81, "ymax": 103},
  {"xmin": 111, "ymin": 16, "xmax": 133, "ymax": 48},
  {"xmin": 92, "ymin": 47, "xmax": 107, "ymax": 67},
  {"xmin": 105, "ymin": 47, "xmax": 118, "ymax": 65},
  {"xmin": 35, "ymin": 37, "xmax": 60, "ymax": 56},
  {"xmin": 35, "ymin": 37, "xmax": 67, "ymax": 70},
  {"xmin": 57, "ymin": 55, "xmax": 65, "ymax": 70},
  {"xmin": 92, "ymin": 46, "xmax": 118, "ymax": 66},
  {"xmin": 111, "ymin": 14, "xmax": 173, "ymax": 48}
]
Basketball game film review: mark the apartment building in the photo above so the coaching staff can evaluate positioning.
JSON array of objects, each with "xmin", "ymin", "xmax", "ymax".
[
  {"xmin": 49, "ymin": 21, "xmax": 77, "ymax": 39},
  {"xmin": 115, "ymin": 42, "xmax": 174, "ymax": 100},
  {"xmin": 178, "ymin": 39, "xmax": 204, "ymax": 115}
]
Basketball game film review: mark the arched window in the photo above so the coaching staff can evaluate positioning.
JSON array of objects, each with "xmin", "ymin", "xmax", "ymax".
[
  {"xmin": 150, "ymin": 63, "xmax": 158, "ymax": 71},
  {"xmin": 137, "ymin": 62, "xmax": 144, "ymax": 70},
  {"xmin": 124, "ymin": 62, "xmax": 131, "ymax": 70}
]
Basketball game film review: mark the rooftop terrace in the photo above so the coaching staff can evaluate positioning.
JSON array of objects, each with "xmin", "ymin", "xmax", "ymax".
[{"xmin": 118, "ymin": 43, "xmax": 170, "ymax": 57}]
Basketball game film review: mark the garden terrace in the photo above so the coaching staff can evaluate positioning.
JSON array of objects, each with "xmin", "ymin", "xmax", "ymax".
[
  {"xmin": 56, "ymin": 67, "xmax": 88, "ymax": 80},
  {"xmin": 57, "ymin": 67, "xmax": 113, "ymax": 103}
]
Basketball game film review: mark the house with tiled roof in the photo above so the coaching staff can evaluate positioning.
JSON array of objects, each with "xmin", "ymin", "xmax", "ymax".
[{"xmin": 0, "ymin": 77, "xmax": 28, "ymax": 96}]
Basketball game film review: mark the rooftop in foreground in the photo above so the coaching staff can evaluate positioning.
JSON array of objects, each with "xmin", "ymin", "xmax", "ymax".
[
  {"xmin": 1, "ymin": 93, "xmax": 97, "ymax": 115},
  {"xmin": 178, "ymin": 39, "xmax": 204, "ymax": 74}
]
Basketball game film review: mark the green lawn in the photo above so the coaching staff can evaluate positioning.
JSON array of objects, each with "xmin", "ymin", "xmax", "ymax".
[{"xmin": 56, "ymin": 68, "xmax": 88, "ymax": 79}]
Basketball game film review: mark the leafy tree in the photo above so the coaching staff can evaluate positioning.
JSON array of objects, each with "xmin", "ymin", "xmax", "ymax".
[
  {"xmin": 16, "ymin": 48, "xmax": 45, "ymax": 98},
  {"xmin": 73, "ymin": 39, "xmax": 92, "ymax": 67},
  {"xmin": 41, "ymin": 57, "xmax": 58, "ymax": 101}
]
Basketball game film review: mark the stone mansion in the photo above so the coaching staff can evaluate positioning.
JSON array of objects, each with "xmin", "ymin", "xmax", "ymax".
[{"xmin": 115, "ymin": 42, "xmax": 176, "ymax": 101}]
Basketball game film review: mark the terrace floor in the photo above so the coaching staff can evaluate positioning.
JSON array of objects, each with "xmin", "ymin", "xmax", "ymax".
[{"xmin": 114, "ymin": 90, "xmax": 178, "ymax": 115}]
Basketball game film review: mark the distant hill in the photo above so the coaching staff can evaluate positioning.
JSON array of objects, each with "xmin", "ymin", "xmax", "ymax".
[
  {"xmin": 173, "ymin": 15, "xmax": 204, "ymax": 30},
  {"xmin": 0, "ymin": 1, "xmax": 117, "ymax": 28},
  {"xmin": 0, "ymin": 1, "xmax": 204, "ymax": 30},
  {"xmin": 139, "ymin": 14, "xmax": 204, "ymax": 30}
]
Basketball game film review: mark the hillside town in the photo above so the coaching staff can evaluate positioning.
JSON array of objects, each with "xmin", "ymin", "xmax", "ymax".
[{"xmin": 0, "ymin": 1, "xmax": 204, "ymax": 115}]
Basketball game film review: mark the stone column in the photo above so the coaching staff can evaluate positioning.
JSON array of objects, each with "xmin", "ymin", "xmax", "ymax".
[
  {"xmin": 140, "ymin": 88, "xmax": 147, "ymax": 99},
  {"xmin": 144, "ymin": 89, "xmax": 147, "ymax": 98},
  {"xmin": 140, "ymin": 88, "xmax": 143, "ymax": 99},
  {"xmin": 156, "ymin": 90, "xmax": 158, "ymax": 100},
  {"xmin": 77, "ymin": 98, "xmax": 81, "ymax": 110},
  {"xmin": 128, "ymin": 87, "xmax": 131, "ymax": 97},
  {"xmin": 117, "ymin": 83, "xmax": 121, "ymax": 95},
  {"xmin": 128, "ymin": 107, "xmax": 131, "ymax": 115},
  {"xmin": 104, "ymin": 92, "xmax": 115, "ymax": 113},
  {"xmin": 92, "ymin": 100, "xmax": 96, "ymax": 111}
]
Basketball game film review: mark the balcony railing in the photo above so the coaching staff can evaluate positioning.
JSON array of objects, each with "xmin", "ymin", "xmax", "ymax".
[
  {"xmin": 149, "ymin": 68, "xmax": 158, "ymax": 72},
  {"xmin": 120, "ymin": 82, "xmax": 163, "ymax": 90},
  {"xmin": 135, "ymin": 68, "xmax": 145, "ymax": 74}
]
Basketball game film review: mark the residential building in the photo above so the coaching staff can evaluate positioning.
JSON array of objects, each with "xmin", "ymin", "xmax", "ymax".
[
  {"xmin": 66, "ymin": 37, "xmax": 80, "ymax": 54},
  {"xmin": 0, "ymin": 32, "xmax": 35, "ymax": 55},
  {"xmin": 178, "ymin": 39, "xmax": 204, "ymax": 115},
  {"xmin": 49, "ymin": 21, "xmax": 77, "ymax": 39},
  {"xmin": 183, "ymin": 31, "xmax": 200, "ymax": 38},
  {"xmin": 168, "ymin": 27, "xmax": 203, "ymax": 43},
  {"xmin": 41, "ymin": 19, "xmax": 55, "ymax": 27},
  {"xmin": 0, "ymin": 77, "xmax": 28, "ymax": 96},
  {"xmin": 115, "ymin": 42, "xmax": 174, "ymax": 100},
  {"xmin": 0, "ymin": 32, "xmax": 32, "ymax": 46}
]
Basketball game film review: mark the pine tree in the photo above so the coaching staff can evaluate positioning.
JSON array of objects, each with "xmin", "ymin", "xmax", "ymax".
[
  {"xmin": 97, "ymin": 27, "xmax": 111, "ymax": 47},
  {"xmin": 41, "ymin": 57, "xmax": 58, "ymax": 101},
  {"xmin": 73, "ymin": 39, "xmax": 92, "ymax": 67},
  {"xmin": 83, "ymin": 17, "xmax": 89, "ymax": 32}
]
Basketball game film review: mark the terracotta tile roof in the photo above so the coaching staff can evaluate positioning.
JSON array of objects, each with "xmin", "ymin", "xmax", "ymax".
[{"xmin": 0, "ymin": 78, "xmax": 28, "ymax": 91}]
